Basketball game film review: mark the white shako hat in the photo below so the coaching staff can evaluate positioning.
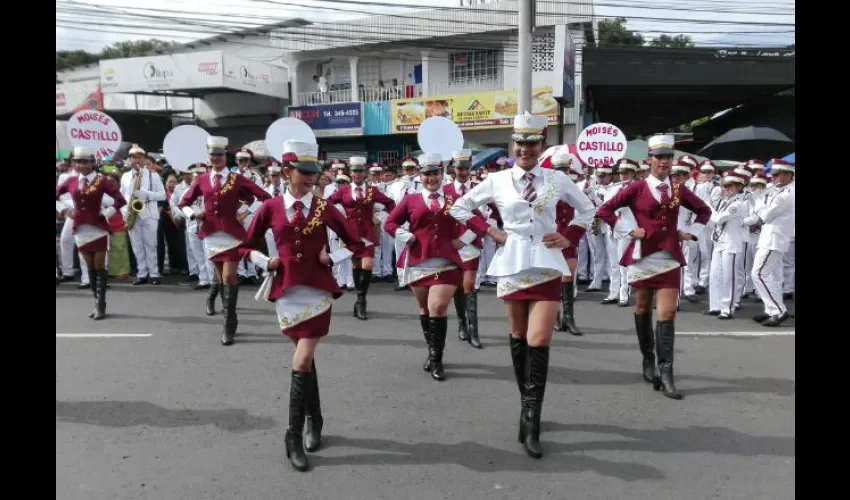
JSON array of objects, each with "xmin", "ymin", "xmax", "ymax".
[
  {"xmin": 770, "ymin": 158, "xmax": 795, "ymax": 174},
  {"xmin": 419, "ymin": 152, "xmax": 443, "ymax": 173},
  {"xmin": 618, "ymin": 158, "xmax": 640, "ymax": 172},
  {"xmin": 647, "ymin": 134, "xmax": 675, "ymax": 156},
  {"xmin": 722, "ymin": 169, "xmax": 747, "ymax": 185},
  {"xmin": 267, "ymin": 165, "xmax": 282, "ymax": 174},
  {"xmin": 369, "ymin": 164, "xmax": 383, "ymax": 174},
  {"xmin": 335, "ymin": 173, "xmax": 351, "ymax": 183},
  {"xmin": 452, "ymin": 149, "xmax": 473, "ymax": 168},
  {"xmin": 207, "ymin": 136, "xmax": 228, "ymax": 155},
  {"xmin": 512, "ymin": 111, "xmax": 548, "ymax": 142},
  {"xmin": 235, "ymin": 148, "xmax": 254, "ymax": 161},
  {"xmin": 71, "ymin": 146, "xmax": 95, "ymax": 160},
  {"xmin": 128, "ymin": 143, "xmax": 146, "ymax": 156},
  {"xmin": 349, "ymin": 156, "xmax": 368, "ymax": 171},
  {"xmin": 282, "ymin": 140, "xmax": 321, "ymax": 174}
]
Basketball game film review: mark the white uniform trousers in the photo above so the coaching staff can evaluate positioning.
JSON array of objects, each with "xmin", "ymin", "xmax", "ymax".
[
  {"xmin": 782, "ymin": 240, "xmax": 795, "ymax": 294},
  {"xmin": 708, "ymin": 248, "xmax": 740, "ymax": 315},
  {"xmin": 588, "ymin": 233, "xmax": 609, "ymax": 289},
  {"xmin": 614, "ymin": 236, "xmax": 630, "ymax": 302},
  {"xmin": 476, "ymin": 234, "xmax": 497, "ymax": 284},
  {"xmin": 265, "ymin": 229, "xmax": 279, "ymax": 259},
  {"xmin": 751, "ymin": 248, "xmax": 787, "ymax": 317},
  {"xmin": 238, "ymin": 258, "xmax": 258, "ymax": 278},
  {"xmin": 128, "ymin": 217, "xmax": 160, "ymax": 278},
  {"xmin": 60, "ymin": 218, "xmax": 90, "ymax": 283},
  {"xmin": 680, "ymin": 240, "xmax": 698, "ymax": 296},
  {"xmin": 187, "ymin": 231, "xmax": 213, "ymax": 286},
  {"xmin": 185, "ymin": 231, "xmax": 199, "ymax": 276},
  {"xmin": 697, "ymin": 237, "xmax": 713, "ymax": 288},
  {"xmin": 603, "ymin": 233, "xmax": 622, "ymax": 300},
  {"xmin": 378, "ymin": 231, "xmax": 395, "ymax": 277},
  {"xmin": 733, "ymin": 246, "xmax": 747, "ymax": 308},
  {"xmin": 743, "ymin": 241, "xmax": 757, "ymax": 295},
  {"xmin": 329, "ymin": 230, "xmax": 354, "ymax": 287},
  {"xmin": 394, "ymin": 236, "xmax": 406, "ymax": 286},
  {"xmin": 373, "ymin": 232, "xmax": 384, "ymax": 278}
]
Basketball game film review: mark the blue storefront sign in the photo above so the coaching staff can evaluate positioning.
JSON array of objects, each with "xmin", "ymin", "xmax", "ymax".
[{"xmin": 287, "ymin": 102, "xmax": 364, "ymax": 138}]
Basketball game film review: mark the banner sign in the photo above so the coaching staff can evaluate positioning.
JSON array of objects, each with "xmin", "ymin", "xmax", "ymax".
[
  {"xmin": 287, "ymin": 102, "xmax": 364, "ymax": 138},
  {"xmin": 66, "ymin": 110, "xmax": 123, "ymax": 160},
  {"xmin": 553, "ymin": 25, "xmax": 576, "ymax": 108},
  {"xmin": 391, "ymin": 87, "xmax": 558, "ymax": 134},
  {"xmin": 576, "ymin": 122, "xmax": 627, "ymax": 167}
]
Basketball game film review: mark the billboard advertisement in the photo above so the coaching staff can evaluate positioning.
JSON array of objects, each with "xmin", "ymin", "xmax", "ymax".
[
  {"xmin": 391, "ymin": 87, "xmax": 558, "ymax": 134},
  {"xmin": 287, "ymin": 102, "xmax": 364, "ymax": 138},
  {"xmin": 553, "ymin": 25, "xmax": 576, "ymax": 108}
]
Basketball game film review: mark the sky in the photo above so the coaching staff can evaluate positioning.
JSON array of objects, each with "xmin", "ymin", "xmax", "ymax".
[{"xmin": 56, "ymin": 0, "xmax": 795, "ymax": 53}]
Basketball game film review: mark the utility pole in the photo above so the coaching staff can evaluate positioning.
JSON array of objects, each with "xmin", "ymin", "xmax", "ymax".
[{"xmin": 518, "ymin": 0, "xmax": 533, "ymax": 114}]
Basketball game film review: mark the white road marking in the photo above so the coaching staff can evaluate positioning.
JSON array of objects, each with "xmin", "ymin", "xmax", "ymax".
[
  {"xmin": 677, "ymin": 331, "xmax": 794, "ymax": 337},
  {"xmin": 56, "ymin": 334, "xmax": 152, "ymax": 338}
]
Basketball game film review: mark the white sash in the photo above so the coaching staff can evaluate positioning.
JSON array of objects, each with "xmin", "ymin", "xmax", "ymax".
[
  {"xmin": 496, "ymin": 267, "xmax": 562, "ymax": 298},
  {"xmin": 74, "ymin": 224, "xmax": 109, "ymax": 248},
  {"xmin": 202, "ymin": 231, "xmax": 242, "ymax": 260},
  {"xmin": 275, "ymin": 285, "xmax": 333, "ymax": 330}
]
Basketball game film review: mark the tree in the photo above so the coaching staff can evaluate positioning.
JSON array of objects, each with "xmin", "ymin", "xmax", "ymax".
[
  {"xmin": 598, "ymin": 17, "xmax": 644, "ymax": 46},
  {"xmin": 649, "ymin": 34, "xmax": 694, "ymax": 48},
  {"xmin": 56, "ymin": 39, "xmax": 182, "ymax": 75}
]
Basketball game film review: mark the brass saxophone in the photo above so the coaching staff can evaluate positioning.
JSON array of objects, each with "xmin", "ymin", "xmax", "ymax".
[{"xmin": 125, "ymin": 167, "xmax": 146, "ymax": 230}]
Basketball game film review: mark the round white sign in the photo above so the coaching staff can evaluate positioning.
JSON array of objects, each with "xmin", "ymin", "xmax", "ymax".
[
  {"xmin": 163, "ymin": 125, "xmax": 210, "ymax": 173},
  {"xmin": 66, "ymin": 110, "xmax": 123, "ymax": 160},
  {"xmin": 575, "ymin": 122, "xmax": 627, "ymax": 168},
  {"xmin": 417, "ymin": 116, "xmax": 464, "ymax": 163},
  {"xmin": 265, "ymin": 118, "xmax": 316, "ymax": 162}
]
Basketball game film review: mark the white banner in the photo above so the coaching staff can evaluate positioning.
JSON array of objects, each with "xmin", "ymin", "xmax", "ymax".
[
  {"xmin": 56, "ymin": 80, "xmax": 101, "ymax": 116},
  {"xmin": 99, "ymin": 50, "xmax": 289, "ymax": 99},
  {"xmin": 100, "ymin": 51, "xmax": 223, "ymax": 93},
  {"xmin": 221, "ymin": 53, "xmax": 289, "ymax": 99}
]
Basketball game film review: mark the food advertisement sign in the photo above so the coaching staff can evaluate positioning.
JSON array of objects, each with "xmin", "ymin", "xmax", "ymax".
[{"xmin": 391, "ymin": 87, "xmax": 558, "ymax": 134}]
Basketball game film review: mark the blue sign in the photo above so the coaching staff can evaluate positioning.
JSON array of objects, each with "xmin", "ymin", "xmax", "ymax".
[
  {"xmin": 553, "ymin": 25, "xmax": 576, "ymax": 108},
  {"xmin": 287, "ymin": 102, "xmax": 364, "ymax": 138}
]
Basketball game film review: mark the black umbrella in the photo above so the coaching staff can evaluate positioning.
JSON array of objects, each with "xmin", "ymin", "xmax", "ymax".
[{"xmin": 698, "ymin": 126, "xmax": 793, "ymax": 161}]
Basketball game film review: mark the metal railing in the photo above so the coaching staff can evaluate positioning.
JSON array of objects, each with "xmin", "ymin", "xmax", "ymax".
[{"xmin": 297, "ymin": 79, "xmax": 510, "ymax": 106}]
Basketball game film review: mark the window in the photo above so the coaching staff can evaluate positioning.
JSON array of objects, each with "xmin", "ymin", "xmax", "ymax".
[
  {"xmin": 449, "ymin": 50, "xmax": 500, "ymax": 83},
  {"xmin": 532, "ymin": 32, "xmax": 556, "ymax": 72}
]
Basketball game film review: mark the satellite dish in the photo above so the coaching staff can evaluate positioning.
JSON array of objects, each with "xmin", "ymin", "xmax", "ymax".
[
  {"xmin": 163, "ymin": 125, "xmax": 210, "ymax": 173},
  {"xmin": 265, "ymin": 117, "xmax": 316, "ymax": 161},
  {"xmin": 417, "ymin": 116, "xmax": 464, "ymax": 162}
]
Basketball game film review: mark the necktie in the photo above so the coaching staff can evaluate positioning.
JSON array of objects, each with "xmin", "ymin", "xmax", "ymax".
[
  {"xmin": 460, "ymin": 183, "xmax": 467, "ymax": 196},
  {"xmin": 81, "ymin": 177, "xmax": 89, "ymax": 191},
  {"xmin": 273, "ymin": 185, "xmax": 280, "ymax": 197},
  {"xmin": 356, "ymin": 186, "xmax": 363, "ymax": 201},
  {"xmin": 658, "ymin": 184, "xmax": 670, "ymax": 205},
  {"xmin": 523, "ymin": 173, "xmax": 537, "ymax": 202},
  {"xmin": 429, "ymin": 192, "xmax": 440, "ymax": 212},
  {"xmin": 215, "ymin": 174, "xmax": 223, "ymax": 190},
  {"xmin": 292, "ymin": 200, "xmax": 306, "ymax": 225}
]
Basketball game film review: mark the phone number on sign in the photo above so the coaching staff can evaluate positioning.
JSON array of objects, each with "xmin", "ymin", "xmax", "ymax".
[{"xmin": 323, "ymin": 109, "xmax": 359, "ymax": 118}]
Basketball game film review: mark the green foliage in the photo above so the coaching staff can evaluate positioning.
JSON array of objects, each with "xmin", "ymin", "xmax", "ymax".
[
  {"xmin": 649, "ymin": 34, "xmax": 694, "ymax": 48},
  {"xmin": 57, "ymin": 39, "xmax": 182, "ymax": 73},
  {"xmin": 598, "ymin": 18, "xmax": 694, "ymax": 48}
]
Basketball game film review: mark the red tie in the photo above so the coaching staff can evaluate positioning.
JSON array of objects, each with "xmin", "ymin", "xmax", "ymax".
[
  {"xmin": 523, "ymin": 173, "xmax": 537, "ymax": 202},
  {"xmin": 356, "ymin": 186, "xmax": 363, "ymax": 201},
  {"xmin": 429, "ymin": 192, "xmax": 440, "ymax": 212},
  {"xmin": 460, "ymin": 184, "xmax": 467, "ymax": 196},
  {"xmin": 215, "ymin": 174, "xmax": 223, "ymax": 190},
  {"xmin": 81, "ymin": 177, "xmax": 89, "ymax": 191},
  {"xmin": 292, "ymin": 200, "xmax": 306, "ymax": 225},
  {"xmin": 658, "ymin": 184, "xmax": 670, "ymax": 205}
]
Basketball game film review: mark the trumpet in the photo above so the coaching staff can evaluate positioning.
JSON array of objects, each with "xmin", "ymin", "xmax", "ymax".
[{"xmin": 591, "ymin": 217, "xmax": 601, "ymax": 235}]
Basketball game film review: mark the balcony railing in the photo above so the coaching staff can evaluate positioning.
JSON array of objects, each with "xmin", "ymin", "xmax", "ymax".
[
  {"xmin": 428, "ymin": 78, "xmax": 502, "ymax": 96},
  {"xmin": 296, "ymin": 78, "xmax": 504, "ymax": 106}
]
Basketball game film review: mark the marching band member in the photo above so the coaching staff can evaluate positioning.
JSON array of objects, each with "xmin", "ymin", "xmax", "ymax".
[
  {"xmin": 705, "ymin": 170, "xmax": 749, "ymax": 319},
  {"xmin": 57, "ymin": 163, "xmax": 92, "ymax": 288},
  {"xmin": 56, "ymin": 147, "xmax": 127, "ymax": 320},
  {"xmin": 235, "ymin": 148, "xmax": 263, "ymax": 285},
  {"xmin": 182, "ymin": 165, "xmax": 218, "ymax": 297},
  {"xmin": 670, "ymin": 156, "xmax": 700, "ymax": 303},
  {"xmin": 170, "ymin": 169, "xmax": 206, "ymax": 289},
  {"xmin": 385, "ymin": 153, "xmax": 467, "ymax": 380},
  {"xmin": 326, "ymin": 157, "xmax": 397, "ymax": 319},
  {"xmin": 376, "ymin": 165, "xmax": 399, "ymax": 283},
  {"xmin": 120, "ymin": 144, "xmax": 166, "ymax": 285},
  {"xmin": 369, "ymin": 163, "xmax": 391, "ymax": 283},
  {"xmin": 746, "ymin": 159, "xmax": 795, "ymax": 327},
  {"xmin": 596, "ymin": 135, "xmax": 711, "ymax": 400},
  {"xmin": 387, "ymin": 157, "xmax": 422, "ymax": 291},
  {"xmin": 551, "ymin": 151, "xmax": 585, "ymax": 335},
  {"xmin": 264, "ymin": 163, "xmax": 284, "ymax": 259},
  {"xmin": 575, "ymin": 161, "xmax": 599, "ymax": 286},
  {"xmin": 443, "ymin": 149, "xmax": 496, "ymax": 349},
  {"xmin": 693, "ymin": 160, "xmax": 721, "ymax": 293},
  {"xmin": 743, "ymin": 173, "xmax": 768, "ymax": 298},
  {"xmin": 637, "ymin": 160, "xmax": 650, "ymax": 180},
  {"xmin": 241, "ymin": 140, "xmax": 364, "ymax": 472},
  {"xmin": 329, "ymin": 172, "xmax": 355, "ymax": 290},
  {"xmin": 729, "ymin": 164, "xmax": 755, "ymax": 309},
  {"xmin": 178, "ymin": 136, "xmax": 271, "ymax": 346},
  {"xmin": 606, "ymin": 158, "xmax": 640, "ymax": 307},
  {"xmin": 593, "ymin": 163, "xmax": 621, "ymax": 303},
  {"xmin": 450, "ymin": 112, "xmax": 595, "ymax": 459}
]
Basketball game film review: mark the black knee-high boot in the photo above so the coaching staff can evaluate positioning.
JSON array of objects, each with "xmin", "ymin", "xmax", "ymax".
[
  {"xmin": 509, "ymin": 335, "xmax": 528, "ymax": 443},
  {"xmin": 93, "ymin": 269, "xmax": 108, "ymax": 320},
  {"xmin": 654, "ymin": 320, "xmax": 683, "ymax": 400},
  {"xmin": 304, "ymin": 360, "xmax": 323, "ymax": 452},
  {"xmin": 205, "ymin": 282, "xmax": 220, "ymax": 316},
  {"xmin": 355, "ymin": 269, "xmax": 371, "ymax": 320},
  {"xmin": 454, "ymin": 290, "xmax": 469, "ymax": 341},
  {"xmin": 634, "ymin": 313, "xmax": 655, "ymax": 383},
  {"xmin": 87, "ymin": 268, "xmax": 98, "ymax": 319},
  {"xmin": 420, "ymin": 314, "xmax": 432, "ymax": 372},
  {"xmin": 220, "ymin": 285, "xmax": 239, "ymax": 346},
  {"xmin": 520, "ymin": 346, "xmax": 549, "ymax": 459},
  {"xmin": 466, "ymin": 291, "xmax": 481, "ymax": 348},
  {"xmin": 428, "ymin": 317, "xmax": 447, "ymax": 381},
  {"xmin": 285, "ymin": 370, "xmax": 310, "ymax": 471},
  {"xmin": 351, "ymin": 269, "xmax": 362, "ymax": 318},
  {"xmin": 562, "ymin": 282, "xmax": 582, "ymax": 336}
]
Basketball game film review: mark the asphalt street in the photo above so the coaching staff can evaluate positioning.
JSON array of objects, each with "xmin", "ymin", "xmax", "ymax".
[{"xmin": 56, "ymin": 279, "xmax": 795, "ymax": 500}]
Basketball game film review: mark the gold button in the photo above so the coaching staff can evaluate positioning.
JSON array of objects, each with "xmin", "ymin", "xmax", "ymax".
[
  {"xmin": 296, "ymin": 253, "xmax": 302, "ymax": 258},
  {"xmin": 294, "ymin": 227, "xmax": 300, "ymax": 232},
  {"xmin": 662, "ymin": 227, "xmax": 668, "ymax": 231},
  {"xmin": 295, "ymin": 240, "xmax": 301, "ymax": 246},
  {"xmin": 214, "ymin": 211, "xmax": 218, "ymax": 215},
  {"xmin": 661, "ymin": 216, "xmax": 666, "ymax": 220},
  {"xmin": 433, "ymin": 235, "xmax": 438, "ymax": 239}
]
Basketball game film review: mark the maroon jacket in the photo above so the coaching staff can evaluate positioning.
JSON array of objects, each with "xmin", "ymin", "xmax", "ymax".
[
  {"xmin": 178, "ymin": 170, "xmax": 271, "ymax": 240},
  {"xmin": 56, "ymin": 174, "xmax": 126, "ymax": 234},
  {"xmin": 327, "ymin": 183, "xmax": 396, "ymax": 244}
]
